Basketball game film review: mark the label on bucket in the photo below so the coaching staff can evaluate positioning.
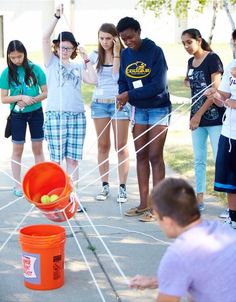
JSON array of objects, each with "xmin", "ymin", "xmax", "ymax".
[
  {"xmin": 53, "ymin": 255, "xmax": 62, "ymax": 280},
  {"xmin": 22, "ymin": 252, "xmax": 40, "ymax": 284}
]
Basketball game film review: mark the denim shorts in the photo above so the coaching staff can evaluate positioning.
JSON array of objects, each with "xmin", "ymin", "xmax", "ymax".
[
  {"xmin": 11, "ymin": 107, "xmax": 44, "ymax": 144},
  {"xmin": 91, "ymin": 101, "xmax": 130, "ymax": 120},
  {"xmin": 134, "ymin": 106, "xmax": 171, "ymax": 126}
]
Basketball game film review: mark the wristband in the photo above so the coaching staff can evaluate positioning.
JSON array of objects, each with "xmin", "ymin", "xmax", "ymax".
[
  {"xmin": 54, "ymin": 13, "xmax": 60, "ymax": 19},
  {"xmin": 84, "ymin": 59, "xmax": 90, "ymax": 64},
  {"xmin": 113, "ymin": 56, "xmax": 120, "ymax": 58}
]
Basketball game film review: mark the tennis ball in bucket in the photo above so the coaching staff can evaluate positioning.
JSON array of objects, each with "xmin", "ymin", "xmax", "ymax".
[
  {"xmin": 40, "ymin": 195, "xmax": 50, "ymax": 204},
  {"xmin": 50, "ymin": 194, "xmax": 59, "ymax": 202}
]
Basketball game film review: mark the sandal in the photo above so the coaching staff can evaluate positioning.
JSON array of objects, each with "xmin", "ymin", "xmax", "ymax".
[
  {"xmin": 139, "ymin": 210, "xmax": 156, "ymax": 222},
  {"xmin": 124, "ymin": 207, "xmax": 150, "ymax": 217},
  {"xmin": 13, "ymin": 187, "xmax": 23, "ymax": 197}
]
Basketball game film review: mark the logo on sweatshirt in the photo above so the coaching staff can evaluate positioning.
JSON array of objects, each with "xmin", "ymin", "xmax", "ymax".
[{"xmin": 125, "ymin": 61, "xmax": 151, "ymax": 79}]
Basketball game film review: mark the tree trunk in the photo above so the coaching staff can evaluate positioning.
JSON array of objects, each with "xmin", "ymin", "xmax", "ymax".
[
  {"xmin": 223, "ymin": 0, "xmax": 236, "ymax": 58},
  {"xmin": 208, "ymin": 0, "xmax": 218, "ymax": 45}
]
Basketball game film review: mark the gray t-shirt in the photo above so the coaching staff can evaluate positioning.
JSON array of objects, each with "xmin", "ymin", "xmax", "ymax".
[
  {"xmin": 45, "ymin": 54, "xmax": 84, "ymax": 112},
  {"xmin": 157, "ymin": 220, "xmax": 236, "ymax": 302}
]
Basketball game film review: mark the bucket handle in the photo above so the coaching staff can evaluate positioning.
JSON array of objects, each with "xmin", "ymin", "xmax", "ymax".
[{"xmin": 69, "ymin": 192, "xmax": 79, "ymax": 213}]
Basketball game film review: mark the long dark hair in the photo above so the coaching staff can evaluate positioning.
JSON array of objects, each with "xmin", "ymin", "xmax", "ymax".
[
  {"xmin": 7, "ymin": 40, "xmax": 37, "ymax": 86},
  {"xmin": 182, "ymin": 28, "xmax": 212, "ymax": 52},
  {"xmin": 97, "ymin": 23, "xmax": 124, "ymax": 71}
]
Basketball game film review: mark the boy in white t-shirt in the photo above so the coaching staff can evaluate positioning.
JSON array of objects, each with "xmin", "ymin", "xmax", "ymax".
[{"xmin": 205, "ymin": 61, "xmax": 236, "ymax": 228}]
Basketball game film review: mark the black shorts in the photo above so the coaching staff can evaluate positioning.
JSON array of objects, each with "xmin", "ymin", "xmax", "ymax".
[
  {"xmin": 11, "ymin": 107, "xmax": 44, "ymax": 144},
  {"xmin": 214, "ymin": 135, "xmax": 236, "ymax": 193}
]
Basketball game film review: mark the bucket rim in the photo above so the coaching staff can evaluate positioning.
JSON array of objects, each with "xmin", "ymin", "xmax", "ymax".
[{"xmin": 19, "ymin": 224, "xmax": 66, "ymax": 236}]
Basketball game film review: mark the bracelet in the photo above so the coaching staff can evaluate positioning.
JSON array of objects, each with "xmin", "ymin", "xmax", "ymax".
[
  {"xmin": 113, "ymin": 56, "xmax": 120, "ymax": 58},
  {"xmin": 54, "ymin": 13, "xmax": 60, "ymax": 19},
  {"xmin": 84, "ymin": 59, "xmax": 90, "ymax": 64}
]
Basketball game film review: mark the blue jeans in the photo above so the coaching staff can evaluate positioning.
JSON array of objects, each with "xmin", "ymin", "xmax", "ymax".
[
  {"xmin": 192, "ymin": 125, "xmax": 222, "ymax": 193},
  {"xmin": 134, "ymin": 106, "xmax": 171, "ymax": 125}
]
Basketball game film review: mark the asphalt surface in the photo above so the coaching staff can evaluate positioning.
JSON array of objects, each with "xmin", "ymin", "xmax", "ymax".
[{"xmin": 0, "ymin": 104, "xmax": 226, "ymax": 302}]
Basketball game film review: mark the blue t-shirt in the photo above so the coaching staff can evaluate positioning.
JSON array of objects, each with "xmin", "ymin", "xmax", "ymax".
[
  {"xmin": 158, "ymin": 220, "xmax": 236, "ymax": 302},
  {"xmin": 187, "ymin": 52, "xmax": 225, "ymax": 126},
  {"xmin": 0, "ymin": 62, "xmax": 46, "ymax": 113}
]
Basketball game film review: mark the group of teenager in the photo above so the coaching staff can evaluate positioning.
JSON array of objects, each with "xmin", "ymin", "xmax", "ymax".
[{"xmin": 1, "ymin": 4, "xmax": 236, "ymax": 301}]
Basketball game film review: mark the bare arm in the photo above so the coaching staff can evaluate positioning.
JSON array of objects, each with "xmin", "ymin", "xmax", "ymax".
[
  {"xmin": 79, "ymin": 47, "xmax": 97, "ymax": 84},
  {"xmin": 1, "ymin": 89, "xmax": 22, "ymax": 104},
  {"xmin": 1, "ymin": 85, "xmax": 47, "ymax": 109},
  {"xmin": 112, "ymin": 37, "xmax": 121, "ymax": 76},
  {"xmin": 42, "ymin": 4, "xmax": 63, "ymax": 66}
]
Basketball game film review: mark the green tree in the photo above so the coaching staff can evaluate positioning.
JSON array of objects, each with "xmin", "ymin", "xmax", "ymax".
[{"xmin": 137, "ymin": 0, "xmax": 236, "ymax": 44}]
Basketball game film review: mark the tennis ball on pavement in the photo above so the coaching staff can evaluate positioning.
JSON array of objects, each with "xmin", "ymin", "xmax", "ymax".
[
  {"xmin": 40, "ymin": 195, "xmax": 50, "ymax": 204},
  {"xmin": 50, "ymin": 194, "xmax": 59, "ymax": 202}
]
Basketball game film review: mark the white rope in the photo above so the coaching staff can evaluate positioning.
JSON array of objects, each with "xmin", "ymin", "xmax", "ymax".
[
  {"xmin": 70, "ymin": 224, "xmax": 170, "ymax": 246},
  {"xmin": 0, "ymin": 204, "xmax": 35, "ymax": 252},
  {"xmin": 64, "ymin": 210, "xmax": 107, "ymax": 302},
  {"xmin": 73, "ymin": 82, "xmax": 213, "ymax": 187},
  {"xmin": 75, "ymin": 202, "xmax": 130, "ymax": 286},
  {"xmin": 75, "ymin": 84, "xmax": 213, "ymax": 193},
  {"xmin": 0, "ymin": 168, "xmax": 22, "ymax": 186},
  {"xmin": 10, "ymin": 158, "xmax": 29, "ymax": 170},
  {"xmin": 0, "ymin": 195, "xmax": 24, "ymax": 212},
  {"xmin": 114, "ymin": 100, "xmax": 123, "ymax": 216}
]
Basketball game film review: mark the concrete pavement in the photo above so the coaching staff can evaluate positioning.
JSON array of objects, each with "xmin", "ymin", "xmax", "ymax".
[{"xmin": 0, "ymin": 105, "xmax": 226, "ymax": 302}]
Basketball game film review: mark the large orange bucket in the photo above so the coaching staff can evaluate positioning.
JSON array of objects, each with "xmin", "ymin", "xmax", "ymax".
[
  {"xmin": 22, "ymin": 162, "xmax": 78, "ymax": 222},
  {"xmin": 19, "ymin": 224, "xmax": 66, "ymax": 290}
]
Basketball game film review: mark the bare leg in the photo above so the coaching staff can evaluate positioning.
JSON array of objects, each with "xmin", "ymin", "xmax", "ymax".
[
  {"xmin": 112, "ymin": 119, "xmax": 129, "ymax": 184},
  {"xmin": 66, "ymin": 157, "xmax": 79, "ymax": 189},
  {"xmin": 133, "ymin": 124, "xmax": 150, "ymax": 210},
  {"xmin": 11, "ymin": 143, "xmax": 24, "ymax": 190},
  {"xmin": 93, "ymin": 118, "xmax": 111, "ymax": 183},
  {"xmin": 32, "ymin": 141, "xmax": 45, "ymax": 163},
  {"xmin": 228, "ymin": 193, "xmax": 236, "ymax": 210},
  {"xmin": 148, "ymin": 125, "xmax": 168, "ymax": 209}
]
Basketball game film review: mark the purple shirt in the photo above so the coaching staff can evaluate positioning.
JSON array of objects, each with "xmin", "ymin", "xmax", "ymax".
[{"xmin": 157, "ymin": 220, "xmax": 236, "ymax": 302}]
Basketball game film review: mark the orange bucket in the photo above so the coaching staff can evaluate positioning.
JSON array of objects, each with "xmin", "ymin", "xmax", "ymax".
[
  {"xmin": 22, "ymin": 162, "xmax": 78, "ymax": 222},
  {"xmin": 19, "ymin": 224, "xmax": 66, "ymax": 290}
]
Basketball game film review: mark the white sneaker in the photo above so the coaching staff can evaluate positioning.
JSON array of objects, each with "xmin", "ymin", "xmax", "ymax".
[
  {"xmin": 96, "ymin": 185, "xmax": 109, "ymax": 201},
  {"xmin": 117, "ymin": 186, "xmax": 127, "ymax": 203},
  {"xmin": 224, "ymin": 217, "xmax": 236, "ymax": 229},
  {"xmin": 219, "ymin": 208, "xmax": 229, "ymax": 219}
]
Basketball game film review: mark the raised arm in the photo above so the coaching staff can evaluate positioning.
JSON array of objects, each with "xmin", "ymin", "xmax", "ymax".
[
  {"xmin": 79, "ymin": 47, "xmax": 97, "ymax": 85},
  {"xmin": 42, "ymin": 4, "xmax": 63, "ymax": 66},
  {"xmin": 112, "ymin": 37, "xmax": 121, "ymax": 76}
]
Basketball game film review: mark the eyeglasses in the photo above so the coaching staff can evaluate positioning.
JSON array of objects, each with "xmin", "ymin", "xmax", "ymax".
[{"xmin": 60, "ymin": 46, "xmax": 74, "ymax": 52}]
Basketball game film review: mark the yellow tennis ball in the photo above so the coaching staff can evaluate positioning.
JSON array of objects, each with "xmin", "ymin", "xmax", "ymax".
[
  {"xmin": 40, "ymin": 195, "xmax": 50, "ymax": 204},
  {"xmin": 50, "ymin": 194, "xmax": 59, "ymax": 202}
]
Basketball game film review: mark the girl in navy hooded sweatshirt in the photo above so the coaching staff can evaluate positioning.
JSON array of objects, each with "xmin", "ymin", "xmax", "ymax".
[{"xmin": 116, "ymin": 17, "xmax": 171, "ymax": 222}]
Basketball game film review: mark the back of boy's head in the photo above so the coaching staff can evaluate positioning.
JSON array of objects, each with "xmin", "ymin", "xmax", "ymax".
[
  {"xmin": 116, "ymin": 17, "xmax": 141, "ymax": 33},
  {"xmin": 151, "ymin": 178, "xmax": 200, "ymax": 227}
]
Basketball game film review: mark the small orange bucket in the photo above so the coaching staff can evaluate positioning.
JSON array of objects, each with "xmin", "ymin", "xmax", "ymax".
[
  {"xmin": 22, "ymin": 162, "xmax": 78, "ymax": 222},
  {"xmin": 19, "ymin": 224, "xmax": 66, "ymax": 290}
]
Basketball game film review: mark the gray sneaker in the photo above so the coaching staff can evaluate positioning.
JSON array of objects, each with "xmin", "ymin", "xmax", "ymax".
[
  {"xmin": 117, "ymin": 186, "xmax": 127, "ymax": 203},
  {"xmin": 219, "ymin": 208, "xmax": 229, "ymax": 219},
  {"xmin": 96, "ymin": 185, "xmax": 109, "ymax": 201}
]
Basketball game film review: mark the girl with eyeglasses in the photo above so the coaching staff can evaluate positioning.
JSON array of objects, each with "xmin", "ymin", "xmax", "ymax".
[{"xmin": 42, "ymin": 4, "xmax": 97, "ymax": 189}]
